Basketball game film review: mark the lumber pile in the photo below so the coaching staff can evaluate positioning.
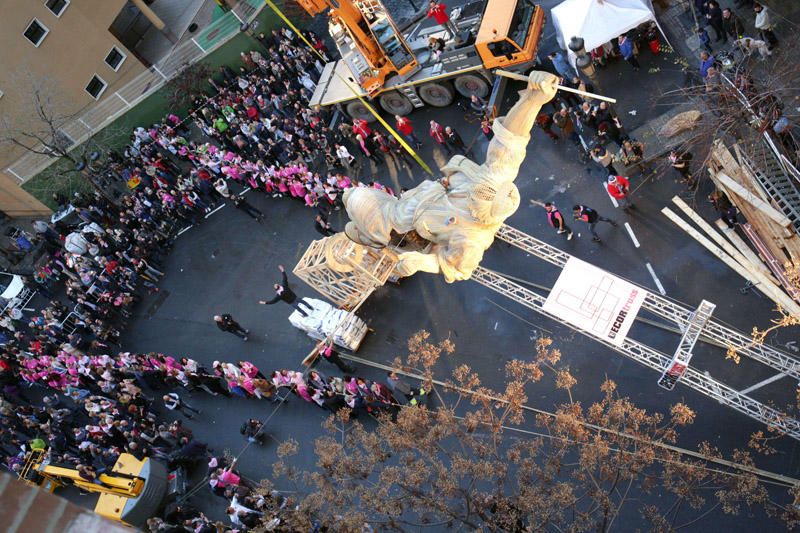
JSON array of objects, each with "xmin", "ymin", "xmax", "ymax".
[
  {"xmin": 708, "ymin": 141, "xmax": 800, "ymax": 262},
  {"xmin": 661, "ymin": 140, "xmax": 800, "ymax": 315}
]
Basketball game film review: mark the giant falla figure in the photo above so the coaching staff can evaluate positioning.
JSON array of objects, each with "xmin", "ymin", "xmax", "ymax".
[{"xmin": 341, "ymin": 71, "xmax": 559, "ymax": 282}]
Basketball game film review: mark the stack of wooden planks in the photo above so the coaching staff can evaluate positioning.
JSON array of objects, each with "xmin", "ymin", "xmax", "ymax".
[{"xmin": 662, "ymin": 140, "xmax": 800, "ymax": 315}]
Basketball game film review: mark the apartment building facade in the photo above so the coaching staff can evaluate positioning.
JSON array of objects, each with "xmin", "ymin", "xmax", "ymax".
[{"xmin": 0, "ymin": 0, "xmax": 153, "ymax": 215}]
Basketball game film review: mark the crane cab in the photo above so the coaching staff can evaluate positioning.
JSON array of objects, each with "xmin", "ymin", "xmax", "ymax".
[{"xmin": 476, "ymin": 0, "xmax": 545, "ymax": 70}]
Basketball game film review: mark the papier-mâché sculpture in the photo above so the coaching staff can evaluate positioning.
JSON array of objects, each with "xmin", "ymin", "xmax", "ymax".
[{"xmin": 341, "ymin": 71, "xmax": 559, "ymax": 282}]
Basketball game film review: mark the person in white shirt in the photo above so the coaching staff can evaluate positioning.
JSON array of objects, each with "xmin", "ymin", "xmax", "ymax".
[
  {"xmin": 754, "ymin": 3, "xmax": 778, "ymax": 49},
  {"xmin": 162, "ymin": 392, "xmax": 200, "ymax": 419},
  {"xmin": 335, "ymin": 144, "xmax": 355, "ymax": 169}
]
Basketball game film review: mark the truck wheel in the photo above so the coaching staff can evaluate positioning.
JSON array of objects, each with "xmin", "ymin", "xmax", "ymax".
[
  {"xmin": 345, "ymin": 101, "xmax": 377, "ymax": 123},
  {"xmin": 379, "ymin": 92, "xmax": 413, "ymax": 116},
  {"xmin": 418, "ymin": 82, "xmax": 454, "ymax": 107},
  {"xmin": 454, "ymin": 74, "xmax": 489, "ymax": 98}
]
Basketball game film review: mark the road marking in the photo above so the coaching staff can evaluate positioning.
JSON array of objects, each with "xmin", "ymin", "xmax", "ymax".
[
  {"xmin": 624, "ymin": 222, "xmax": 640, "ymax": 248},
  {"xmin": 241, "ymin": 187, "xmax": 252, "ymax": 194},
  {"xmin": 603, "ymin": 182, "xmax": 619, "ymax": 207},
  {"xmin": 177, "ymin": 225, "xmax": 193, "ymax": 236},
  {"xmin": 645, "ymin": 262, "xmax": 667, "ymax": 295},
  {"xmin": 740, "ymin": 372, "xmax": 787, "ymax": 395},
  {"xmin": 205, "ymin": 203, "xmax": 227, "ymax": 218}
]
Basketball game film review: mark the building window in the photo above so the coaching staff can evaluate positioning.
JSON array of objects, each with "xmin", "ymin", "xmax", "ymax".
[
  {"xmin": 104, "ymin": 47, "xmax": 127, "ymax": 71},
  {"xmin": 85, "ymin": 75, "xmax": 107, "ymax": 100},
  {"xmin": 45, "ymin": 0, "xmax": 70, "ymax": 17},
  {"xmin": 23, "ymin": 19, "xmax": 49, "ymax": 47}
]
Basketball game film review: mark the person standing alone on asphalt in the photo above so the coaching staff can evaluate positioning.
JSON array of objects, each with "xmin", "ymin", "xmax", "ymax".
[
  {"xmin": 705, "ymin": 1, "xmax": 726, "ymax": 42},
  {"xmin": 668, "ymin": 149, "xmax": 695, "ymax": 189},
  {"xmin": 231, "ymin": 194, "xmax": 265, "ymax": 222},
  {"xmin": 591, "ymin": 145, "xmax": 619, "ymax": 176},
  {"xmin": 536, "ymin": 113, "xmax": 560, "ymax": 142},
  {"xmin": 429, "ymin": 120, "xmax": 450, "ymax": 154},
  {"xmin": 316, "ymin": 340, "xmax": 356, "ymax": 373},
  {"xmin": 699, "ymin": 51, "xmax": 715, "ymax": 79},
  {"xmin": 606, "ymin": 175, "xmax": 635, "ymax": 210},
  {"xmin": 214, "ymin": 314, "xmax": 250, "ymax": 341},
  {"xmin": 754, "ymin": 3, "xmax": 778, "ymax": 50},
  {"xmin": 355, "ymin": 134, "xmax": 382, "ymax": 165},
  {"xmin": 259, "ymin": 265, "xmax": 314, "ymax": 317},
  {"xmin": 352, "ymin": 118, "xmax": 372, "ymax": 139},
  {"xmin": 620, "ymin": 139, "xmax": 647, "ymax": 175},
  {"xmin": 722, "ymin": 8, "xmax": 744, "ymax": 40},
  {"xmin": 480, "ymin": 116, "xmax": 493, "ymax": 140},
  {"xmin": 445, "ymin": 126, "xmax": 468, "ymax": 155},
  {"xmin": 545, "ymin": 203, "xmax": 573, "ymax": 240},
  {"xmin": 163, "ymin": 392, "xmax": 201, "ymax": 419},
  {"xmin": 573, "ymin": 204, "xmax": 618, "ymax": 243},
  {"xmin": 553, "ymin": 108, "xmax": 580, "ymax": 144},
  {"xmin": 547, "ymin": 51, "xmax": 577, "ymax": 80},
  {"xmin": 314, "ymin": 214, "xmax": 335, "ymax": 236}
]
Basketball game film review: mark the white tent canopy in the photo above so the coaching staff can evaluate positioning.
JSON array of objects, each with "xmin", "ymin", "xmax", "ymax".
[{"xmin": 550, "ymin": 0, "xmax": 670, "ymax": 54}]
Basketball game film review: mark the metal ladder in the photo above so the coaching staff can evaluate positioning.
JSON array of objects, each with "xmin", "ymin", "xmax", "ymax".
[
  {"xmin": 741, "ymin": 143, "xmax": 800, "ymax": 232},
  {"xmin": 658, "ymin": 300, "xmax": 716, "ymax": 390},
  {"xmin": 398, "ymin": 85, "xmax": 424, "ymax": 108},
  {"xmin": 356, "ymin": 0, "xmax": 383, "ymax": 15},
  {"xmin": 719, "ymin": 71, "xmax": 800, "ymax": 232}
]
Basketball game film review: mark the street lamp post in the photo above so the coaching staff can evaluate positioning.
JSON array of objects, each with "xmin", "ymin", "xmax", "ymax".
[{"xmin": 568, "ymin": 36, "xmax": 602, "ymax": 93}]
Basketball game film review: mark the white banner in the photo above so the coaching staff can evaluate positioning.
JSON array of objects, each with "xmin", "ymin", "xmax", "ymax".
[{"xmin": 543, "ymin": 257, "xmax": 646, "ymax": 347}]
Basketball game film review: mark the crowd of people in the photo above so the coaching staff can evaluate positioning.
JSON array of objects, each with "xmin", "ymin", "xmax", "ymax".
[
  {"xmin": 1, "ymin": 331, "xmax": 426, "ymax": 530},
  {"xmin": 537, "ymin": 1, "xmax": 799, "ymax": 244},
  {"xmin": 2, "ymin": 0, "xmax": 795, "ymax": 528},
  {"xmin": 0, "ymin": 21, "xmax": 451, "ymax": 531}
]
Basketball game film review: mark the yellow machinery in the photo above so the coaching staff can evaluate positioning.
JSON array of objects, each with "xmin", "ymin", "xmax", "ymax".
[
  {"xmin": 298, "ymin": 0, "xmax": 545, "ymax": 119},
  {"xmin": 18, "ymin": 448, "xmax": 168, "ymax": 528}
]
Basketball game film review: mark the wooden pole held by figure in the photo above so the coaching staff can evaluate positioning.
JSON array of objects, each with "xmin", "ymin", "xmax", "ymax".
[{"xmin": 495, "ymin": 69, "xmax": 617, "ymax": 104}]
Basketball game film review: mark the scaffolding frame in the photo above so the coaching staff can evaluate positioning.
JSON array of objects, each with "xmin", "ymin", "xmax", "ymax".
[{"xmin": 472, "ymin": 266, "xmax": 800, "ymax": 440}]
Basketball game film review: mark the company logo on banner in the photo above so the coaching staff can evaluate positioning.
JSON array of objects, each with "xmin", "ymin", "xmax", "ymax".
[{"xmin": 543, "ymin": 257, "xmax": 646, "ymax": 347}]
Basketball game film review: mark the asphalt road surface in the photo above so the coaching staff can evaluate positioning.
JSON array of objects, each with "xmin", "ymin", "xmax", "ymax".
[{"xmin": 97, "ymin": 1, "xmax": 800, "ymax": 529}]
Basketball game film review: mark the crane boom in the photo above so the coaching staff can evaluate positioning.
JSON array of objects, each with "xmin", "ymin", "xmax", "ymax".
[{"xmin": 296, "ymin": 0, "xmax": 418, "ymax": 95}]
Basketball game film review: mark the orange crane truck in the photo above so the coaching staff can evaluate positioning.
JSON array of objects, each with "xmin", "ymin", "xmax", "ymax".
[{"xmin": 297, "ymin": 0, "xmax": 546, "ymax": 121}]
